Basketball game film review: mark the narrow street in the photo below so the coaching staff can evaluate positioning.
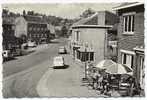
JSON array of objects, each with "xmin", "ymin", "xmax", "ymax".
[{"xmin": 3, "ymin": 37, "xmax": 104, "ymax": 98}]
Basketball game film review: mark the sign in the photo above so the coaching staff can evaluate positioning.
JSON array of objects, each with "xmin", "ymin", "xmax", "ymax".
[{"xmin": 108, "ymin": 41, "xmax": 117, "ymax": 47}]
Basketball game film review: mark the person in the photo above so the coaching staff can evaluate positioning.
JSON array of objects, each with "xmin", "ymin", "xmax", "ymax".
[
  {"xmin": 102, "ymin": 74, "xmax": 109, "ymax": 94},
  {"xmin": 95, "ymin": 71, "xmax": 100, "ymax": 89},
  {"xmin": 92, "ymin": 69, "xmax": 97, "ymax": 89},
  {"xmin": 98, "ymin": 74, "xmax": 103, "ymax": 90}
]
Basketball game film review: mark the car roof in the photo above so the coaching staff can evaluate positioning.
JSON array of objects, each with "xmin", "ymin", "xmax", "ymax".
[{"xmin": 54, "ymin": 56, "xmax": 63, "ymax": 59}]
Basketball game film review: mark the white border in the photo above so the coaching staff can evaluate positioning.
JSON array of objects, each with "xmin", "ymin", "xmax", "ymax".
[{"xmin": 0, "ymin": 0, "xmax": 146, "ymax": 100}]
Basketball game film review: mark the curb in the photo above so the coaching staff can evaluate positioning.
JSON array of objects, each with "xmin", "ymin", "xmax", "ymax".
[{"xmin": 36, "ymin": 68, "xmax": 54, "ymax": 97}]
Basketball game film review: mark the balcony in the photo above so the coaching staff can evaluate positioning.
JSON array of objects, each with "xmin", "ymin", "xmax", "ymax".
[{"xmin": 108, "ymin": 41, "xmax": 117, "ymax": 47}]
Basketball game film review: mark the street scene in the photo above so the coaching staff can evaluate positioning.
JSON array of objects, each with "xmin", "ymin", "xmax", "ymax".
[{"xmin": 2, "ymin": 2, "xmax": 145, "ymax": 98}]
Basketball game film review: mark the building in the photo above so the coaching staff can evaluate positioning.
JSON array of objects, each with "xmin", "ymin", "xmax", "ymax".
[
  {"xmin": 47, "ymin": 24, "xmax": 56, "ymax": 39},
  {"xmin": 15, "ymin": 15, "xmax": 50, "ymax": 44},
  {"xmin": 2, "ymin": 16, "xmax": 17, "ymax": 50},
  {"xmin": 114, "ymin": 2, "xmax": 144, "ymax": 95},
  {"xmin": 70, "ymin": 11, "xmax": 118, "ymax": 64}
]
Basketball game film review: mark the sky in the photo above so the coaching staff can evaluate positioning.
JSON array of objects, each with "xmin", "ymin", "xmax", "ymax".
[{"xmin": 2, "ymin": 3, "xmax": 120, "ymax": 19}]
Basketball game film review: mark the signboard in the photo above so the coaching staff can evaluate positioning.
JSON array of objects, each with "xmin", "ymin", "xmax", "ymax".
[{"xmin": 108, "ymin": 41, "xmax": 117, "ymax": 47}]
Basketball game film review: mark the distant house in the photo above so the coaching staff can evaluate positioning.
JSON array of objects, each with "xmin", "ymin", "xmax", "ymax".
[
  {"xmin": 15, "ymin": 15, "xmax": 50, "ymax": 44},
  {"xmin": 114, "ymin": 2, "xmax": 144, "ymax": 95},
  {"xmin": 70, "ymin": 11, "xmax": 118, "ymax": 64},
  {"xmin": 54, "ymin": 26, "xmax": 62, "ymax": 37},
  {"xmin": 47, "ymin": 24, "xmax": 56, "ymax": 39},
  {"xmin": 2, "ymin": 16, "xmax": 17, "ymax": 50}
]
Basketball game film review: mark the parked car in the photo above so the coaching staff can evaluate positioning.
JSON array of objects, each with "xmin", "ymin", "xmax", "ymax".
[
  {"xmin": 27, "ymin": 41, "xmax": 37, "ymax": 47},
  {"xmin": 53, "ymin": 56, "xmax": 65, "ymax": 69},
  {"xmin": 58, "ymin": 46, "xmax": 67, "ymax": 54},
  {"xmin": 2, "ymin": 50, "xmax": 13, "ymax": 61}
]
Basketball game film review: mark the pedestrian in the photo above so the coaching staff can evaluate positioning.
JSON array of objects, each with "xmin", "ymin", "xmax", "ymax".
[
  {"xmin": 102, "ymin": 74, "xmax": 108, "ymax": 94},
  {"xmin": 92, "ymin": 69, "xmax": 97, "ymax": 89},
  {"xmin": 98, "ymin": 74, "xmax": 103, "ymax": 90}
]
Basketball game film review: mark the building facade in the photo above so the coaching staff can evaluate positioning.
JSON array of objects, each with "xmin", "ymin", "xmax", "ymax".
[
  {"xmin": 114, "ymin": 3, "xmax": 144, "ymax": 94},
  {"xmin": 70, "ymin": 11, "xmax": 118, "ymax": 64},
  {"xmin": 2, "ymin": 17, "xmax": 17, "ymax": 50},
  {"xmin": 15, "ymin": 15, "xmax": 50, "ymax": 44}
]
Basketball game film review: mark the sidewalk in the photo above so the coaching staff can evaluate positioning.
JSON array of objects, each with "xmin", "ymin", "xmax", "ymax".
[{"xmin": 36, "ymin": 52, "xmax": 110, "ymax": 97}]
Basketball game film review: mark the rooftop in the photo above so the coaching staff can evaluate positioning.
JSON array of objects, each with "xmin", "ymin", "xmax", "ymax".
[
  {"xmin": 23, "ymin": 15, "xmax": 47, "ymax": 24},
  {"xmin": 2, "ymin": 17, "xmax": 15, "ymax": 25},
  {"xmin": 113, "ymin": 2, "xmax": 144, "ymax": 10},
  {"xmin": 72, "ymin": 12, "xmax": 98, "ymax": 26}
]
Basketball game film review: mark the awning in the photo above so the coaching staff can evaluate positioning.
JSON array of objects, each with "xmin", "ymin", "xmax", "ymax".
[{"xmin": 77, "ymin": 46, "xmax": 94, "ymax": 52}]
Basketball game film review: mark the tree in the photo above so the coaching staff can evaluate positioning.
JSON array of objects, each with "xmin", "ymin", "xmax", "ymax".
[
  {"xmin": 27, "ymin": 11, "xmax": 34, "ymax": 15},
  {"xmin": 61, "ymin": 26, "xmax": 68, "ymax": 37},
  {"xmin": 23, "ymin": 10, "xmax": 26, "ymax": 16},
  {"xmin": 80, "ymin": 8, "xmax": 95, "ymax": 18},
  {"xmin": 2, "ymin": 9, "xmax": 9, "ymax": 17},
  {"xmin": 19, "ymin": 34, "xmax": 27, "ymax": 44}
]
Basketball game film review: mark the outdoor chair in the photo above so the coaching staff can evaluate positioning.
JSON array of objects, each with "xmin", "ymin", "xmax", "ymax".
[{"xmin": 109, "ymin": 79, "xmax": 119, "ymax": 90}]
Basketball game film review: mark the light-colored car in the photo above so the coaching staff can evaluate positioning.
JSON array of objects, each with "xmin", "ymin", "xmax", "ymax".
[
  {"xmin": 53, "ymin": 56, "xmax": 65, "ymax": 68},
  {"xmin": 28, "ymin": 41, "xmax": 37, "ymax": 47},
  {"xmin": 58, "ymin": 46, "xmax": 67, "ymax": 54}
]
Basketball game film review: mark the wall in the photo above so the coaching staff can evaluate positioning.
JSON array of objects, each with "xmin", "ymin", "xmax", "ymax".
[
  {"xmin": 15, "ymin": 17, "xmax": 27, "ymax": 38},
  {"xmin": 117, "ymin": 6, "xmax": 144, "ymax": 63},
  {"xmin": 97, "ymin": 11, "xmax": 105, "ymax": 25},
  {"xmin": 2, "ymin": 24, "xmax": 16, "ymax": 50},
  {"xmin": 72, "ymin": 27, "xmax": 107, "ymax": 64}
]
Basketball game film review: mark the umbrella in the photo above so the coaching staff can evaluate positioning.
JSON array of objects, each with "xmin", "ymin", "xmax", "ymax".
[
  {"xmin": 105, "ymin": 63, "xmax": 133, "ymax": 75},
  {"xmin": 95, "ymin": 60, "xmax": 116, "ymax": 69}
]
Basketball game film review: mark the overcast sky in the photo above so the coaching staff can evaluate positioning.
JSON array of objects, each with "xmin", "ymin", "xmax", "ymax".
[{"xmin": 2, "ymin": 3, "xmax": 120, "ymax": 19}]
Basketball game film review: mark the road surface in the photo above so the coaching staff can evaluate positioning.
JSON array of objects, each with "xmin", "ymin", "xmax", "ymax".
[{"xmin": 3, "ymin": 38, "xmax": 68, "ymax": 97}]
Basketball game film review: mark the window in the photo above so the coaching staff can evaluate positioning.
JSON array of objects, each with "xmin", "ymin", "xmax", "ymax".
[
  {"xmin": 90, "ymin": 52, "xmax": 94, "ymax": 61},
  {"xmin": 121, "ymin": 53, "xmax": 134, "ymax": 68},
  {"xmin": 37, "ymin": 27, "xmax": 40, "ymax": 31},
  {"xmin": 12, "ymin": 26, "xmax": 15, "ymax": 30},
  {"xmin": 37, "ymin": 34, "xmax": 39, "ymax": 37},
  {"xmin": 123, "ymin": 13, "xmax": 135, "ymax": 34},
  {"xmin": 75, "ymin": 31, "xmax": 80, "ymax": 41},
  {"xmin": 29, "ymin": 34, "xmax": 31, "ymax": 38},
  {"xmin": 41, "ymin": 34, "xmax": 43, "ymax": 37},
  {"xmin": 33, "ymin": 27, "xmax": 36, "ymax": 31},
  {"xmin": 29, "ymin": 27, "xmax": 32, "ymax": 31}
]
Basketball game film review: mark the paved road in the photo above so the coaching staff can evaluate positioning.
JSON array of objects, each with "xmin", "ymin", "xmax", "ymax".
[
  {"xmin": 3, "ymin": 38, "xmax": 67, "ymax": 77},
  {"xmin": 37, "ymin": 54, "xmax": 101, "ymax": 97},
  {"xmin": 3, "ymin": 38, "xmax": 68, "ymax": 98}
]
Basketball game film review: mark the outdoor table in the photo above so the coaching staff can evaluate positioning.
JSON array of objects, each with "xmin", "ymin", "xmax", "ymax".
[{"xmin": 120, "ymin": 83, "xmax": 130, "ymax": 87}]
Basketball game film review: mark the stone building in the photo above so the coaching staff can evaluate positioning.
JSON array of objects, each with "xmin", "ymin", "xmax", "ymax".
[
  {"xmin": 70, "ymin": 11, "xmax": 118, "ymax": 64},
  {"xmin": 2, "ymin": 16, "xmax": 16, "ymax": 50},
  {"xmin": 15, "ymin": 15, "xmax": 50, "ymax": 44},
  {"xmin": 114, "ymin": 2, "xmax": 144, "ymax": 95}
]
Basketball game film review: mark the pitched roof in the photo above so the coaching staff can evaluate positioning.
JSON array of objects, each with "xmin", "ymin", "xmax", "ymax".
[
  {"xmin": 72, "ymin": 12, "xmax": 98, "ymax": 26},
  {"xmin": 23, "ymin": 15, "xmax": 47, "ymax": 24},
  {"xmin": 2, "ymin": 17, "xmax": 15, "ymax": 25},
  {"xmin": 113, "ymin": 2, "xmax": 144, "ymax": 10}
]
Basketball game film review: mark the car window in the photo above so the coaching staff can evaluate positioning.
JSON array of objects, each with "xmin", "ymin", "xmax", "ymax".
[{"xmin": 55, "ymin": 57, "xmax": 63, "ymax": 61}]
